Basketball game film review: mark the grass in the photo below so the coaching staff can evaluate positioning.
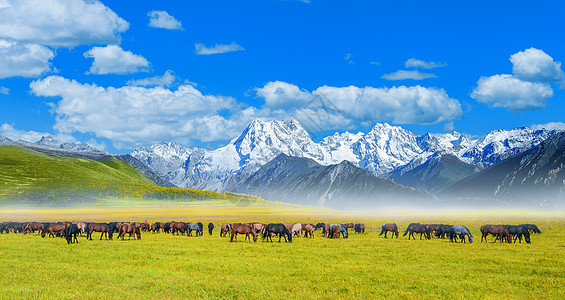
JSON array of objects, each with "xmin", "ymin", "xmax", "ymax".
[{"xmin": 1, "ymin": 206, "xmax": 564, "ymax": 299}]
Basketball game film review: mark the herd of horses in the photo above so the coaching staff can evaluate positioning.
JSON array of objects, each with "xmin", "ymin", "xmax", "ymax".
[
  {"xmin": 0, "ymin": 220, "xmax": 541, "ymax": 245},
  {"xmin": 378, "ymin": 222, "xmax": 541, "ymax": 244}
]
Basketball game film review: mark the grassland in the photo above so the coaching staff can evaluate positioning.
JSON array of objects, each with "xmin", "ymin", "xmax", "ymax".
[{"xmin": 1, "ymin": 206, "xmax": 564, "ymax": 299}]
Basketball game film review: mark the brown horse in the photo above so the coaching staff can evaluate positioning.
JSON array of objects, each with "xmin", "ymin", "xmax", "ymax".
[
  {"xmin": 303, "ymin": 224, "xmax": 316, "ymax": 238},
  {"xmin": 119, "ymin": 223, "xmax": 141, "ymax": 240},
  {"xmin": 230, "ymin": 223, "xmax": 257, "ymax": 243},
  {"xmin": 344, "ymin": 223, "xmax": 354, "ymax": 231},
  {"xmin": 41, "ymin": 223, "xmax": 65, "ymax": 238},
  {"xmin": 331, "ymin": 224, "xmax": 341, "ymax": 239},
  {"xmin": 151, "ymin": 222, "xmax": 160, "ymax": 233},
  {"xmin": 323, "ymin": 224, "xmax": 330, "ymax": 237},
  {"xmin": 139, "ymin": 222, "xmax": 150, "ymax": 232},
  {"xmin": 23, "ymin": 222, "xmax": 44, "ymax": 235},
  {"xmin": 426, "ymin": 224, "xmax": 441, "ymax": 237},
  {"xmin": 72, "ymin": 221, "xmax": 87, "ymax": 236},
  {"xmin": 170, "ymin": 222, "xmax": 187, "ymax": 235},
  {"xmin": 379, "ymin": 223, "xmax": 399, "ymax": 238},
  {"xmin": 282, "ymin": 223, "xmax": 293, "ymax": 232},
  {"xmin": 87, "ymin": 223, "xmax": 112, "ymax": 240},
  {"xmin": 480, "ymin": 224, "xmax": 512, "ymax": 243},
  {"xmin": 249, "ymin": 222, "xmax": 265, "ymax": 235},
  {"xmin": 220, "ymin": 223, "xmax": 231, "ymax": 237}
]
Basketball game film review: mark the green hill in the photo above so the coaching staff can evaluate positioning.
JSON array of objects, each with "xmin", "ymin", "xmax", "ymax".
[{"xmin": 0, "ymin": 145, "xmax": 269, "ymax": 206}]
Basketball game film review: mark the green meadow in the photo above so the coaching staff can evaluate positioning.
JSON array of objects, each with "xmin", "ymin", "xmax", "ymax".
[{"xmin": 1, "ymin": 206, "xmax": 564, "ymax": 299}]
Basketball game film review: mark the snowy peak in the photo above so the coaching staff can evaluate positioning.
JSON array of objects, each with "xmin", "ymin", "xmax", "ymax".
[{"xmin": 33, "ymin": 135, "xmax": 102, "ymax": 153}]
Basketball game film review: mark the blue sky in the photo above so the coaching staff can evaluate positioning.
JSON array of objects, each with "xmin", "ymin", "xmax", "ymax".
[{"xmin": 0, "ymin": 0, "xmax": 564, "ymax": 153}]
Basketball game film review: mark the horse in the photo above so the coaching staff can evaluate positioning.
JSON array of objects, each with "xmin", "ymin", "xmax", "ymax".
[
  {"xmin": 151, "ymin": 222, "xmax": 161, "ymax": 233},
  {"xmin": 23, "ymin": 222, "xmax": 44, "ymax": 235},
  {"xmin": 230, "ymin": 223, "xmax": 257, "ymax": 243},
  {"xmin": 504, "ymin": 225, "xmax": 531, "ymax": 244},
  {"xmin": 521, "ymin": 224, "xmax": 541, "ymax": 234},
  {"xmin": 339, "ymin": 224, "xmax": 349, "ymax": 239},
  {"xmin": 187, "ymin": 223, "xmax": 203, "ymax": 237},
  {"xmin": 119, "ymin": 223, "xmax": 141, "ymax": 240},
  {"xmin": 379, "ymin": 223, "xmax": 399, "ymax": 238},
  {"xmin": 41, "ymin": 223, "xmax": 65, "ymax": 238},
  {"xmin": 86, "ymin": 223, "xmax": 112, "ymax": 240},
  {"xmin": 71, "ymin": 221, "xmax": 87, "ymax": 236},
  {"xmin": 220, "ymin": 223, "xmax": 231, "ymax": 237},
  {"xmin": 140, "ymin": 222, "xmax": 150, "ymax": 232},
  {"xmin": 170, "ymin": 222, "xmax": 187, "ymax": 235},
  {"xmin": 262, "ymin": 223, "xmax": 292, "ymax": 243},
  {"xmin": 208, "ymin": 223, "xmax": 214, "ymax": 235},
  {"xmin": 426, "ymin": 224, "xmax": 441, "ymax": 237},
  {"xmin": 480, "ymin": 224, "xmax": 512, "ymax": 243},
  {"xmin": 163, "ymin": 222, "xmax": 172, "ymax": 234},
  {"xmin": 448, "ymin": 225, "xmax": 473, "ymax": 243},
  {"xmin": 354, "ymin": 223, "xmax": 365, "ymax": 234},
  {"xmin": 328, "ymin": 224, "xmax": 341, "ymax": 239},
  {"xmin": 291, "ymin": 223, "xmax": 302, "ymax": 237},
  {"xmin": 303, "ymin": 224, "xmax": 316, "ymax": 238},
  {"xmin": 282, "ymin": 223, "xmax": 293, "ymax": 232},
  {"xmin": 344, "ymin": 223, "xmax": 355, "ymax": 231},
  {"xmin": 434, "ymin": 224, "xmax": 453, "ymax": 239},
  {"xmin": 250, "ymin": 222, "xmax": 265, "ymax": 235},
  {"xmin": 403, "ymin": 223, "xmax": 430, "ymax": 240},
  {"xmin": 64, "ymin": 224, "xmax": 80, "ymax": 244}
]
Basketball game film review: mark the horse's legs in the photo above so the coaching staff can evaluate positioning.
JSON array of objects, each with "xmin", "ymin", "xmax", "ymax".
[{"xmin": 384, "ymin": 231, "xmax": 387, "ymax": 238}]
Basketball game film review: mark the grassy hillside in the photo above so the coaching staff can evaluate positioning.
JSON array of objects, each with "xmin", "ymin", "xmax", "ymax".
[{"xmin": 0, "ymin": 145, "xmax": 269, "ymax": 206}]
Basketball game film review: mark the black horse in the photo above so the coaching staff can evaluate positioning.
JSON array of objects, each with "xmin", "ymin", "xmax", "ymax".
[
  {"xmin": 64, "ymin": 224, "xmax": 80, "ymax": 244},
  {"xmin": 521, "ymin": 224, "xmax": 541, "ymax": 234},
  {"xmin": 163, "ymin": 222, "xmax": 172, "ymax": 234},
  {"xmin": 504, "ymin": 225, "xmax": 531, "ymax": 244},
  {"xmin": 403, "ymin": 223, "xmax": 430, "ymax": 240},
  {"xmin": 108, "ymin": 222, "xmax": 119, "ymax": 234},
  {"xmin": 262, "ymin": 223, "xmax": 293, "ymax": 243},
  {"xmin": 208, "ymin": 223, "xmax": 214, "ymax": 235},
  {"xmin": 434, "ymin": 224, "xmax": 453, "ymax": 239},
  {"xmin": 315, "ymin": 223, "xmax": 326, "ymax": 236}
]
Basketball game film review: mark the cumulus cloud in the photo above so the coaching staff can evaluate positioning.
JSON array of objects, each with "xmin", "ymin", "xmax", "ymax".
[
  {"xmin": 531, "ymin": 122, "xmax": 565, "ymax": 131},
  {"xmin": 471, "ymin": 74, "xmax": 553, "ymax": 112},
  {"xmin": 148, "ymin": 10, "xmax": 183, "ymax": 30},
  {"xmin": 84, "ymin": 45, "xmax": 149, "ymax": 75},
  {"xmin": 0, "ymin": 39, "xmax": 54, "ymax": 79},
  {"xmin": 0, "ymin": 123, "xmax": 75, "ymax": 143},
  {"xmin": 381, "ymin": 70, "xmax": 437, "ymax": 81},
  {"xmin": 0, "ymin": 0, "xmax": 129, "ymax": 48},
  {"xmin": 194, "ymin": 42, "xmax": 244, "ymax": 55},
  {"xmin": 30, "ymin": 76, "xmax": 245, "ymax": 148},
  {"xmin": 510, "ymin": 48, "xmax": 564, "ymax": 83},
  {"xmin": 405, "ymin": 58, "xmax": 447, "ymax": 69},
  {"xmin": 127, "ymin": 70, "xmax": 176, "ymax": 87},
  {"xmin": 0, "ymin": 86, "xmax": 9, "ymax": 95},
  {"xmin": 256, "ymin": 81, "xmax": 462, "ymax": 127}
]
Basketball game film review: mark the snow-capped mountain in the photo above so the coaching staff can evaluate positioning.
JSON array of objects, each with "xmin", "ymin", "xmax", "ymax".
[
  {"xmin": 130, "ymin": 119, "xmax": 559, "ymax": 192},
  {"xmin": 0, "ymin": 135, "xmax": 107, "ymax": 157}
]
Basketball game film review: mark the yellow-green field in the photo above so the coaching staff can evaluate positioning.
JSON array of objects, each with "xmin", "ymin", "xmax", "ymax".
[{"xmin": 1, "ymin": 205, "xmax": 564, "ymax": 299}]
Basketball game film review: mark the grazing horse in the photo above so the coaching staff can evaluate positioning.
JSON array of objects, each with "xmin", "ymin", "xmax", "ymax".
[
  {"xmin": 262, "ymin": 223, "xmax": 292, "ymax": 243},
  {"xmin": 87, "ymin": 223, "xmax": 112, "ymax": 240},
  {"xmin": 379, "ymin": 223, "xmax": 399, "ymax": 238},
  {"xmin": 434, "ymin": 225, "xmax": 453, "ymax": 239},
  {"xmin": 249, "ymin": 222, "xmax": 265, "ymax": 235},
  {"xmin": 208, "ymin": 223, "xmax": 214, "ymax": 235},
  {"xmin": 303, "ymin": 224, "xmax": 316, "ymax": 238},
  {"xmin": 344, "ymin": 223, "xmax": 355, "ymax": 231},
  {"xmin": 282, "ymin": 223, "xmax": 293, "ymax": 232},
  {"xmin": 339, "ymin": 224, "xmax": 349, "ymax": 239},
  {"xmin": 522, "ymin": 224, "xmax": 541, "ymax": 234},
  {"xmin": 23, "ymin": 222, "xmax": 44, "ymax": 235},
  {"xmin": 328, "ymin": 224, "xmax": 341, "ymax": 239},
  {"xmin": 187, "ymin": 223, "xmax": 203, "ymax": 237},
  {"xmin": 71, "ymin": 222, "xmax": 87, "ymax": 236},
  {"xmin": 64, "ymin": 224, "xmax": 80, "ymax": 244},
  {"xmin": 480, "ymin": 225, "xmax": 512, "ymax": 243},
  {"xmin": 315, "ymin": 223, "xmax": 328, "ymax": 237},
  {"xmin": 404, "ymin": 223, "xmax": 430, "ymax": 240},
  {"xmin": 504, "ymin": 225, "xmax": 531, "ymax": 244},
  {"xmin": 230, "ymin": 223, "xmax": 257, "ymax": 243},
  {"xmin": 151, "ymin": 222, "xmax": 161, "ymax": 233},
  {"xmin": 163, "ymin": 222, "xmax": 172, "ymax": 234},
  {"xmin": 448, "ymin": 225, "xmax": 473, "ymax": 243},
  {"xmin": 354, "ymin": 223, "xmax": 365, "ymax": 234},
  {"xmin": 140, "ymin": 222, "xmax": 150, "ymax": 232},
  {"xmin": 291, "ymin": 223, "xmax": 302, "ymax": 237},
  {"xmin": 170, "ymin": 222, "xmax": 187, "ymax": 235},
  {"xmin": 426, "ymin": 224, "xmax": 441, "ymax": 238},
  {"xmin": 41, "ymin": 223, "xmax": 65, "ymax": 238},
  {"xmin": 220, "ymin": 223, "xmax": 231, "ymax": 237},
  {"xmin": 119, "ymin": 223, "xmax": 141, "ymax": 240}
]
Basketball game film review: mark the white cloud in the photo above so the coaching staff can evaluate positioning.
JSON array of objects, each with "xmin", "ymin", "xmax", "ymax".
[
  {"xmin": 255, "ymin": 81, "xmax": 312, "ymax": 109},
  {"xmin": 510, "ymin": 48, "xmax": 565, "ymax": 83},
  {"xmin": 531, "ymin": 122, "xmax": 565, "ymax": 131},
  {"xmin": 0, "ymin": 39, "xmax": 54, "ymax": 79},
  {"xmin": 370, "ymin": 61, "xmax": 381, "ymax": 66},
  {"xmin": 471, "ymin": 74, "xmax": 553, "ymax": 112},
  {"xmin": 148, "ymin": 10, "xmax": 182, "ymax": 30},
  {"xmin": 405, "ymin": 58, "xmax": 447, "ymax": 69},
  {"xmin": 85, "ymin": 138, "xmax": 106, "ymax": 151},
  {"xmin": 194, "ymin": 42, "xmax": 244, "ymax": 55},
  {"xmin": 256, "ymin": 82, "xmax": 462, "ymax": 126},
  {"xmin": 443, "ymin": 122, "xmax": 455, "ymax": 132},
  {"xmin": 0, "ymin": 0, "xmax": 129, "ymax": 48},
  {"xmin": 345, "ymin": 53, "xmax": 355, "ymax": 65},
  {"xmin": 0, "ymin": 86, "xmax": 9, "ymax": 95},
  {"xmin": 381, "ymin": 70, "xmax": 437, "ymax": 80},
  {"xmin": 30, "ymin": 76, "xmax": 245, "ymax": 148},
  {"xmin": 0, "ymin": 123, "xmax": 75, "ymax": 143},
  {"xmin": 127, "ymin": 70, "xmax": 176, "ymax": 87},
  {"xmin": 84, "ymin": 45, "xmax": 149, "ymax": 75}
]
